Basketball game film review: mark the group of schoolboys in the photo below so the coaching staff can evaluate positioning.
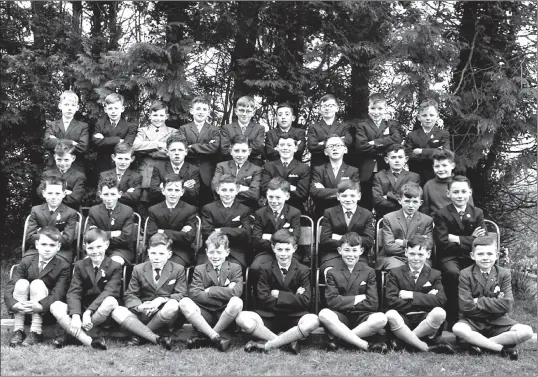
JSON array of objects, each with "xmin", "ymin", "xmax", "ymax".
[{"xmin": 5, "ymin": 90, "xmax": 532, "ymax": 360}]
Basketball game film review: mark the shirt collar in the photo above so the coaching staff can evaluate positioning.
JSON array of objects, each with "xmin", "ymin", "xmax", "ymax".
[
  {"xmin": 48, "ymin": 205, "xmax": 59, "ymax": 213},
  {"xmin": 280, "ymin": 157, "xmax": 293, "ymax": 165},
  {"xmin": 409, "ymin": 265, "xmax": 424, "ymax": 277},
  {"xmin": 38, "ymin": 257, "xmax": 53, "ymax": 266},
  {"xmin": 105, "ymin": 204, "xmax": 116, "ymax": 212},
  {"xmin": 62, "ymin": 117, "xmax": 73, "ymax": 126},
  {"xmin": 392, "ymin": 169, "xmax": 402, "ymax": 175},
  {"xmin": 194, "ymin": 121, "xmax": 205, "ymax": 128},
  {"xmin": 342, "ymin": 205, "xmax": 357, "ymax": 214},
  {"xmin": 278, "ymin": 261, "xmax": 291, "ymax": 271},
  {"xmin": 238, "ymin": 120, "xmax": 249, "ymax": 128},
  {"xmin": 480, "ymin": 267, "xmax": 492, "ymax": 275},
  {"xmin": 166, "ymin": 202, "xmax": 178, "ymax": 210},
  {"xmin": 330, "ymin": 162, "xmax": 341, "ymax": 171},
  {"xmin": 171, "ymin": 161, "xmax": 184, "ymax": 172}
]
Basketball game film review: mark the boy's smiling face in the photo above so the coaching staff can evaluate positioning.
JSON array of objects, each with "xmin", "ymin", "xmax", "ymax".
[
  {"xmin": 272, "ymin": 242, "xmax": 297, "ymax": 266},
  {"xmin": 217, "ymin": 182, "xmax": 238, "ymax": 206},
  {"xmin": 405, "ymin": 244, "xmax": 431, "ymax": 271},
  {"xmin": 338, "ymin": 242, "xmax": 363, "ymax": 269},
  {"xmin": 471, "ymin": 244, "xmax": 497, "ymax": 271},
  {"xmin": 368, "ymin": 100, "xmax": 387, "ymax": 123},
  {"xmin": 266, "ymin": 188, "xmax": 289, "ymax": 212},
  {"xmin": 275, "ymin": 138, "xmax": 297, "ymax": 160},
  {"xmin": 149, "ymin": 109, "xmax": 168, "ymax": 128},
  {"xmin": 447, "ymin": 181, "xmax": 472, "ymax": 209},
  {"xmin": 148, "ymin": 244, "xmax": 172, "ymax": 270},
  {"xmin": 104, "ymin": 101, "xmax": 125, "ymax": 123},
  {"xmin": 230, "ymin": 142, "xmax": 251, "ymax": 165},
  {"xmin": 384, "ymin": 149, "xmax": 407, "ymax": 172},
  {"xmin": 276, "ymin": 106, "xmax": 295, "ymax": 129},
  {"xmin": 35, "ymin": 234, "xmax": 61, "ymax": 262},
  {"xmin": 112, "ymin": 152, "xmax": 134, "ymax": 171},
  {"xmin": 337, "ymin": 188, "xmax": 361, "ymax": 210},
  {"xmin": 190, "ymin": 102, "xmax": 210, "ymax": 124},
  {"xmin": 235, "ymin": 105, "xmax": 254, "ymax": 125},
  {"xmin": 432, "ymin": 158, "xmax": 455, "ymax": 179},
  {"xmin": 398, "ymin": 195, "xmax": 423, "ymax": 217},
  {"xmin": 418, "ymin": 105, "xmax": 439, "ymax": 130},
  {"xmin": 84, "ymin": 238, "xmax": 109, "ymax": 265},
  {"xmin": 54, "ymin": 153, "xmax": 75, "ymax": 172},
  {"xmin": 42, "ymin": 183, "xmax": 66, "ymax": 209},
  {"xmin": 206, "ymin": 243, "xmax": 230, "ymax": 269}
]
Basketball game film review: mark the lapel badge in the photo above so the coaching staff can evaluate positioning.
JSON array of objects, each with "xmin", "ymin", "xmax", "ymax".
[
  {"xmin": 56, "ymin": 213, "xmax": 61, "ymax": 221},
  {"xmin": 101, "ymin": 269, "xmax": 106, "ymax": 278},
  {"xmin": 466, "ymin": 214, "xmax": 471, "ymax": 218},
  {"xmin": 430, "ymin": 134, "xmax": 434, "ymax": 139},
  {"xmin": 111, "ymin": 218, "xmax": 115, "ymax": 226}
]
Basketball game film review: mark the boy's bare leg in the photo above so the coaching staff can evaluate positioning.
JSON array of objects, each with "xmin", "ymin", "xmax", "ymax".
[
  {"xmin": 386, "ymin": 310, "xmax": 428, "ymax": 351},
  {"xmin": 147, "ymin": 299, "xmax": 180, "ymax": 333},
  {"xmin": 111, "ymin": 306, "xmax": 159, "ymax": 344},
  {"xmin": 91, "ymin": 297, "xmax": 119, "ymax": 326},
  {"xmin": 12, "ymin": 280, "xmax": 30, "ymax": 332},
  {"xmin": 488, "ymin": 324, "xmax": 534, "ymax": 346},
  {"xmin": 179, "ymin": 298, "xmax": 218, "ymax": 339},
  {"xmin": 28, "ymin": 280, "xmax": 48, "ymax": 335},
  {"xmin": 265, "ymin": 314, "xmax": 319, "ymax": 350},
  {"xmin": 236, "ymin": 311, "xmax": 277, "ymax": 341},
  {"xmin": 452, "ymin": 322, "xmax": 502, "ymax": 352},
  {"xmin": 352, "ymin": 312, "xmax": 387, "ymax": 339},
  {"xmin": 413, "ymin": 308, "xmax": 445, "ymax": 339},
  {"xmin": 50, "ymin": 301, "xmax": 92, "ymax": 346},
  {"xmin": 213, "ymin": 297, "xmax": 243, "ymax": 333},
  {"xmin": 319, "ymin": 309, "xmax": 368, "ymax": 350}
]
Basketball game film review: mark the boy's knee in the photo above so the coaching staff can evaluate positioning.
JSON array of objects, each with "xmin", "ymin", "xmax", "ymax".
[
  {"xmin": 111, "ymin": 256, "xmax": 125, "ymax": 266},
  {"xmin": 429, "ymin": 307, "xmax": 446, "ymax": 323},
  {"xmin": 178, "ymin": 297, "xmax": 197, "ymax": 316},
  {"xmin": 451, "ymin": 322, "xmax": 469, "ymax": 337},
  {"xmin": 29, "ymin": 279, "xmax": 48, "ymax": 298},
  {"xmin": 227, "ymin": 297, "xmax": 243, "ymax": 315},
  {"xmin": 100, "ymin": 297, "xmax": 119, "ymax": 313},
  {"xmin": 298, "ymin": 314, "xmax": 320, "ymax": 335},
  {"xmin": 518, "ymin": 324, "xmax": 534, "ymax": 342},
  {"xmin": 318, "ymin": 308, "xmax": 335, "ymax": 324},
  {"xmin": 49, "ymin": 301, "xmax": 67, "ymax": 317},
  {"xmin": 385, "ymin": 310, "xmax": 403, "ymax": 328},
  {"xmin": 369, "ymin": 312, "xmax": 388, "ymax": 329},
  {"xmin": 13, "ymin": 279, "xmax": 30, "ymax": 295},
  {"xmin": 236, "ymin": 311, "xmax": 260, "ymax": 333},
  {"xmin": 111, "ymin": 306, "xmax": 131, "ymax": 322},
  {"xmin": 161, "ymin": 299, "xmax": 180, "ymax": 317}
]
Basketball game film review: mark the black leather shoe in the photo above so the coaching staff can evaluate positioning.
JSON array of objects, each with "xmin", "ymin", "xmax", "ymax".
[
  {"xmin": 327, "ymin": 339, "xmax": 339, "ymax": 352},
  {"xmin": 126, "ymin": 335, "xmax": 141, "ymax": 346},
  {"xmin": 429, "ymin": 342, "xmax": 455, "ymax": 354},
  {"xmin": 211, "ymin": 335, "xmax": 231, "ymax": 352},
  {"xmin": 52, "ymin": 334, "xmax": 72, "ymax": 349},
  {"xmin": 468, "ymin": 345, "xmax": 483, "ymax": 356},
  {"xmin": 287, "ymin": 341, "xmax": 300, "ymax": 355},
  {"xmin": 91, "ymin": 337, "xmax": 107, "ymax": 350},
  {"xmin": 156, "ymin": 336, "xmax": 173, "ymax": 350},
  {"xmin": 244, "ymin": 340, "xmax": 266, "ymax": 353},
  {"xmin": 9, "ymin": 330, "xmax": 26, "ymax": 347},
  {"xmin": 21, "ymin": 331, "xmax": 43, "ymax": 347},
  {"xmin": 388, "ymin": 338, "xmax": 404, "ymax": 352},
  {"xmin": 367, "ymin": 342, "xmax": 388, "ymax": 354},
  {"xmin": 186, "ymin": 335, "xmax": 207, "ymax": 349},
  {"xmin": 501, "ymin": 346, "xmax": 519, "ymax": 361}
]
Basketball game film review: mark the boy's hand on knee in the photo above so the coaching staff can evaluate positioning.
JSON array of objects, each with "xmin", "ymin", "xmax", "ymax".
[
  {"xmin": 12, "ymin": 302, "xmax": 30, "ymax": 313},
  {"xmin": 82, "ymin": 312, "xmax": 93, "ymax": 331},
  {"xmin": 71, "ymin": 315, "xmax": 82, "ymax": 336},
  {"xmin": 94, "ymin": 133, "xmax": 104, "ymax": 139},
  {"xmin": 271, "ymin": 290, "xmax": 280, "ymax": 298},
  {"xmin": 29, "ymin": 301, "xmax": 43, "ymax": 313},
  {"xmin": 296, "ymin": 287, "xmax": 305, "ymax": 295}
]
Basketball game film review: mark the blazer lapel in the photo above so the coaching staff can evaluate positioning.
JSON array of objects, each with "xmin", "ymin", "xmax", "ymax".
[
  {"xmin": 228, "ymin": 161, "xmax": 237, "ymax": 177},
  {"xmin": 156, "ymin": 262, "xmax": 172, "ymax": 291},
  {"xmin": 168, "ymin": 201, "xmax": 183, "ymax": 224},
  {"xmin": 402, "ymin": 265, "xmax": 415, "ymax": 288},
  {"xmin": 272, "ymin": 261, "xmax": 285, "ymax": 287},
  {"xmin": 85, "ymin": 258, "xmax": 97, "ymax": 285},
  {"xmin": 283, "ymin": 260, "xmax": 297, "ymax": 288},
  {"xmin": 266, "ymin": 206, "xmax": 277, "ymax": 228},
  {"xmin": 207, "ymin": 263, "xmax": 220, "ymax": 286},
  {"xmin": 345, "ymin": 264, "xmax": 361, "ymax": 292},
  {"xmin": 219, "ymin": 261, "xmax": 230, "ymax": 286},
  {"xmin": 347, "ymin": 207, "xmax": 361, "ymax": 229},
  {"xmin": 376, "ymin": 120, "xmax": 388, "ymax": 137},
  {"xmin": 326, "ymin": 164, "xmax": 336, "ymax": 185},
  {"xmin": 198, "ymin": 122, "xmax": 210, "ymax": 141},
  {"xmin": 96, "ymin": 257, "xmax": 111, "ymax": 284},
  {"xmin": 448, "ymin": 204, "xmax": 465, "ymax": 230},
  {"xmin": 335, "ymin": 164, "xmax": 348, "ymax": 182},
  {"xmin": 144, "ymin": 263, "xmax": 157, "ymax": 289},
  {"xmin": 395, "ymin": 210, "xmax": 408, "ymax": 235},
  {"xmin": 414, "ymin": 266, "xmax": 429, "ymax": 289},
  {"xmin": 39, "ymin": 257, "xmax": 58, "ymax": 279},
  {"xmin": 276, "ymin": 160, "xmax": 286, "ymax": 177},
  {"xmin": 484, "ymin": 266, "xmax": 497, "ymax": 292},
  {"xmin": 473, "ymin": 265, "xmax": 487, "ymax": 289}
]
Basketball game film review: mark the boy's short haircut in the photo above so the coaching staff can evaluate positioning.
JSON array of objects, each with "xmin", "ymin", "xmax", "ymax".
[
  {"xmin": 472, "ymin": 235, "xmax": 496, "ymax": 251},
  {"xmin": 163, "ymin": 173, "xmax": 183, "ymax": 188},
  {"xmin": 236, "ymin": 96, "xmax": 256, "ymax": 110},
  {"xmin": 418, "ymin": 99, "xmax": 439, "ymax": 113},
  {"xmin": 42, "ymin": 175, "xmax": 66, "ymax": 190},
  {"xmin": 98, "ymin": 176, "xmax": 120, "ymax": 192},
  {"xmin": 37, "ymin": 226, "xmax": 62, "ymax": 243},
  {"xmin": 326, "ymin": 133, "xmax": 344, "ymax": 145},
  {"xmin": 337, "ymin": 179, "xmax": 361, "ymax": 194},
  {"xmin": 267, "ymin": 177, "xmax": 290, "ymax": 193},
  {"xmin": 319, "ymin": 94, "xmax": 337, "ymax": 105},
  {"xmin": 400, "ymin": 182, "xmax": 423, "ymax": 199},
  {"xmin": 84, "ymin": 228, "xmax": 109, "ymax": 245},
  {"xmin": 271, "ymin": 229, "xmax": 297, "ymax": 246},
  {"xmin": 217, "ymin": 174, "xmax": 238, "ymax": 188},
  {"xmin": 150, "ymin": 100, "xmax": 168, "ymax": 113},
  {"xmin": 166, "ymin": 134, "xmax": 188, "ymax": 149},
  {"xmin": 149, "ymin": 233, "xmax": 172, "ymax": 249},
  {"xmin": 431, "ymin": 149, "xmax": 455, "ymax": 163},
  {"xmin": 369, "ymin": 93, "xmax": 386, "ymax": 105},
  {"xmin": 339, "ymin": 232, "xmax": 362, "ymax": 247},
  {"xmin": 407, "ymin": 234, "xmax": 429, "ymax": 250},
  {"xmin": 277, "ymin": 132, "xmax": 297, "ymax": 144},
  {"xmin": 276, "ymin": 102, "xmax": 294, "ymax": 114},
  {"xmin": 385, "ymin": 143, "xmax": 405, "ymax": 156},
  {"xmin": 114, "ymin": 141, "xmax": 134, "ymax": 155},
  {"xmin": 448, "ymin": 175, "xmax": 472, "ymax": 190},
  {"xmin": 206, "ymin": 231, "xmax": 230, "ymax": 250},
  {"xmin": 54, "ymin": 139, "xmax": 76, "ymax": 156},
  {"xmin": 231, "ymin": 134, "xmax": 250, "ymax": 147},
  {"xmin": 104, "ymin": 93, "xmax": 124, "ymax": 106},
  {"xmin": 60, "ymin": 90, "xmax": 79, "ymax": 105},
  {"xmin": 191, "ymin": 96, "xmax": 210, "ymax": 107}
]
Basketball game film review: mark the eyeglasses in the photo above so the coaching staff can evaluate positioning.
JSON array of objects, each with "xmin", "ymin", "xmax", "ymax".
[
  {"xmin": 236, "ymin": 108, "xmax": 254, "ymax": 115},
  {"xmin": 325, "ymin": 144, "xmax": 345, "ymax": 150},
  {"xmin": 321, "ymin": 104, "xmax": 337, "ymax": 109}
]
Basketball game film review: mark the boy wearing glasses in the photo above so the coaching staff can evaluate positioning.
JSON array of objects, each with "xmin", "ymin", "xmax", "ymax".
[
  {"xmin": 310, "ymin": 134, "xmax": 359, "ymax": 220},
  {"xmin": 220, "ymin": 96, "xmax": 265, "ymax": 167},
  {"xmin": 307, "ymin": 94, "xmax": 353, "ymax": 168}
]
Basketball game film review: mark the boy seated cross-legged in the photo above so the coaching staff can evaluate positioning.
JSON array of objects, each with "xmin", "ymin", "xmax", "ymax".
[
  {"xmin": 49, "ymin": 228, "xmax": 122, "ymax": 350},
  {"xmin": 318, "ymin": 232, "xmax": 389, "ymax": 354},
  {"xmin": 385, "ymin": 235, "xmax": 455, "ymax": 354},
  {"xmin": 179, "ymin": 231, "xmax": 243, "ymax": 352},
  {"xmin": 452, "ymin": 236, "xmax": 534, "ymax": 360},
  {"xmin": 236, "ymin": 230, "xmax": 319, "ymax": 354},
  {"xmin": 5, "ymin": 227, "xmax": 71, "ymax": 347}
]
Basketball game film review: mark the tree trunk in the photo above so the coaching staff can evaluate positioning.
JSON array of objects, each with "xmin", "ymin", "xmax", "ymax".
[{"xmin": 107, "ymin": 1, "xmax": 119, "ymax": 51}]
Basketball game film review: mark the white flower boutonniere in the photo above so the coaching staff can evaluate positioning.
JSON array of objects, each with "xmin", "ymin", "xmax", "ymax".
[
  {"xmin": 494, "ymin": 285, "xmax": 500, "ymax": 294},
  {"xmin": 56, "ymin": 213, "xmax": 62, "ymax": 221},
  {"xmin": 111, "ymin": 218, "xmax": 115, "ymax": 226},
  {"xmin": 101, "ymin": 270, "xmax": 106, "ymax": 278}
]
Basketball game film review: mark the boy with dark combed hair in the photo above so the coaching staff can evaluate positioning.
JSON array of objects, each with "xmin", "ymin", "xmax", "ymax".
[{"xmin": 264, "ymin": 103, "xmax": 306, "ymax": 162}]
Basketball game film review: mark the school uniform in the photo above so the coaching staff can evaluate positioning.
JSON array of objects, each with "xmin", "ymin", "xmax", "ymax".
[
  {"xmin": 149, "ymin": 160, "xmax": 200, "ymax": 207},
  {"xmin": 37, "ymin": 167, "xmax": 86, "ymax": 211},
  {"xmin": 24, "ymin": 203, "xmax": 78, "ymax": 263},
  {"xmin": 4, "ymin": 254, "xmax": 71, "ymax": 314},
  {"xmin": 219, "ymin": 121, "xmax": 265, "ymax": 166},
  {"xmin": 88, "ymin": 202, "xmax": 135, "ymax": 263},
  {"xmin": 324, "ymin": 261, "xmax": 379, "ymax": 327},
  {"xmin": 146, "ymin": 200, "xmax": 198, "ymax": 267},
  {"xmin": 310, "ymin": 162, "xmax": 360, "ymax": 220},
  {"xmin": 261, "ymin": 159, "xmax": 310, "ymax": 212},
  {"xmin": 404, "ymin": 127, "xmax": 451, "ymax": 185},
  {"xmin": 385, "ymin": 264, "xmax": 447, "ymax": 328},
  {"xmin": 377, "ymin": 209, "xmax": 433, "ymax": 270},
  {"xmin": 457, "ymin": 264, "xmax": 517, "ymax": 337},
  {"xmin": 264, "ymin": 126, "xmax": 306, "ymax": 162},
  {"xmin": 178, "ymin": 121, "xmax": 220, "ymax": 206},
  {"xmin": 211, "ymin": 160, "xmax": 262, "ymax": 209},
  {"xmin": 99, "ymin": 168, "xmax": 143, "ymax": 210},
  {"xmin": 319, "ymin": 205, "xmax": 375, "ymax": 269},
  {"xmin": 198, "ymin": 200, "xmax": 251, "ymax": 267},
  {"xmin": 92, "ymin": 117, "xmax": 138, "ymax": 172},
  {"xmin": 188, "ymin": 261, "xmax": 243, "ymax": 325},
  {"xmin": 44, "ymin": 119, "xmax": 89, "ymax": 171},
  {"xmin": 372, "ymin": 169, "xmax": 421, "ymax": 218},
  {"xmin": 67, "ymin": 256, "xmax": 123, "ymax": 316},
  {"xmin": 307, "ymin": 120, "xmax": 353, "ymax": 168},
  {"xmin": 420, "ymin": 176, "xmax": 475, "ymax": 217}
]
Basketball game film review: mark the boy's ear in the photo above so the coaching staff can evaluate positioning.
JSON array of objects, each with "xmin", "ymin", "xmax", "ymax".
[
  {"xmin": 284, "ymin": 191, "xmax": 291, "ymax": 200},
  {"xmin": 118, "ymin": 191, "xmax": 123, "ymax": 196},
  {"xmin": 384, "ymin": 156, "xmax": 389, "ymax": 164},
  {"xmin": 130, "ymin": 156, "xmax": 135, "ymax": 162}
]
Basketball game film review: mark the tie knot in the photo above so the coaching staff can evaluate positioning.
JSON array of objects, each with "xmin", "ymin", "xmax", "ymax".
[
  {"xmin": 215, "ymin": 267, "xmax": 220, "ymax": 275},
  {"xmin": 411, "ymin": 269, "xmax": 419, "ymax": 279},
  {"xmin": 274, "ymin": 211, "xmax": 279, "ymax": 218},
  {"xmin": 155, "ymin": 268, "xmax": 161, "ymax": 280},
  {"xmin": 94, "ymin": 266, "xmax": 99, "ymax": 274},
  {"xmin": 393, "ymin": 171, "xmax": 400, "ymax": 178},
  {"xmin": 345, "ymin": 210, "xmax": 353, "ymax": 219},
  {"xmin": 283, "ymin": 162, "xmax": 288, "ymax": 168},
  {"xmin": 280, "ymin": 268, "xmax": 288, "ymax": 276},
  {"xmin": 39, "ymin": 261, "xmax": 46, "ymax": 271},
  {"xmin": 482, "ymin": 271, "xmax": 489, "ymax": 279}
]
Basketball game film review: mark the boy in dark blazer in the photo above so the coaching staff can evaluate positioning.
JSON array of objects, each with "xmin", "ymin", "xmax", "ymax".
[
  {"xmin": 220, "ymin": 96, "xmax": 265, "ymax": 167},
  {"xmin": 264, "ymin": 103, "xmax": 306, "ymax": 162},
  {"xmin": 92, "ymin": 93, "xmax": 137, "ymax": 173},
  {"xmin": 37, "ymin": 140, "xmax": 86, "ymax": 211},
  {"xmin": 310, "ymin": 134, "xmax": 360, "ymax": 220},
  {"xmin": 50, "ymin": 228, "xmax": 122, "ymax": 350},
  {"xmin": 307, "ymin": 94, "xmax": 353, "ymax": 168},
  {"xmin": 6, "ymin": 227, "xmax": 71, "ymax": 347},
  {"xmin": 146, "ymin": 174, "xmax": 198, "ymax": 267},
  {"xmin": 452, "ymin": 236, "xmax": 533, "ymax": 360},
  {"xmin": 261, "ymin": 132, "xmax": 310, "ymax": 212},
  {"xmin": 111, "ymin": 233, "xmax": 182, "ymax": 349},
  {"xmin": 87, "ymin": 177, "xmax": 134, "ymax": 265},
  {"xmin": 319, "ymin": 180, "xmax": 375, "ymax": 275},
  {"xmin": 179, "ymin": 231, "xmax": 243, "ymax": 351},
  {"xmin": 98, "ymin": 142, "xmax": 142, "ymax": 211},
  {"xmin": 385, "ymin": 235, "xmax": 455, "ymax": 354},
  {"xmin": 372, "ymin": 144, "xmax": 421, "ymax": 218},
  {"xmin": 354, "ymin": 93, "xmax": 402, "ymax": 210},
  {"xmin": 251, "ymin": 177, "xmax": 301, "ymax": 272},
  {"xmin": 178, "ymin": 96, "xmax": 220, "ymax": 207},
  {"xmin": 199, "ymin": 174, "xmax": 251, "ymax": 267},
  {"xmin": 44, "ymin": 90, "xmax": 89, "ymax": 172},
  {"xmin": 26, "ymin": 176, "xmax": 78, "ymax": 263},
  {"xmin": 236, "ymin": 230, "xmax": 320, "ymax": 354},
  {"xmin": 149, "ymin": 134, "xmax": 200, "ymax": 208},
  {"xmin": 318, "ymin": 232, "xmax": 388, "ymax": 353},
  {"xmin": 212, "ymin": 134, "xmax": 262, "ymax": 210},
  {"xmin": 377, "ymin": 182, "xmax": 433, "ymax": 270},
  {"xmin": 434, "ymin": 175, "xmax": 487, "ymax": 329}
]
